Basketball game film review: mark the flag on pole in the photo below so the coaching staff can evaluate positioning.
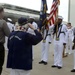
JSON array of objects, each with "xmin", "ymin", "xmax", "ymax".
[
  {"xmin": 48, "ymin": 0, "xmax": 60, "ymax": 25},
  {"xmin": 39, "ymin": 0, "xmax": 48, "ymax": 30}
]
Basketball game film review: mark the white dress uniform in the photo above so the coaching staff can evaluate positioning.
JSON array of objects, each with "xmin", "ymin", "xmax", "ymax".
[
  {"xmin": 27, "ymin": 21, "xmax": 38, "ymax": 59},
  {"xmin": 66, "ymin": 28, "xmax": 74, "ymax": 54},
  {"xmin": 50, "ymin": 24, "xmax": 68, "ymax": 67},
  {"xmin": 41, "ymin": 27, "xmax": 52, "ymax": 62},
  {"xmin": 4, "ymin": 22, "xmax": 14, "ymax": 50}
]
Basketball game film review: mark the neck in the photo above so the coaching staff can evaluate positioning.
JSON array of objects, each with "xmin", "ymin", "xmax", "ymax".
[
  {"xmin": 15, "ymin": 26, "xmax": 26, "ymax": 32},
  {"xmin": 58, "ymin": 23, "xmax": 62, "ymax": 25}
]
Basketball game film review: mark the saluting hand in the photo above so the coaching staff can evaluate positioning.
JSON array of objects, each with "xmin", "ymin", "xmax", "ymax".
[{"xmin": 28, "ymin": 23, "xmax": 35, "ymax": 30}]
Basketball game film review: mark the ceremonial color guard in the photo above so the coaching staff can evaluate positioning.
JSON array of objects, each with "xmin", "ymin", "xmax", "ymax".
[
  {"xmin": 50, "ymin": 16, "xmax": 68, "ymax": 69},
  {"xmin": 39, "ymin": 26, "xmax": 52, "ymax": 65}
]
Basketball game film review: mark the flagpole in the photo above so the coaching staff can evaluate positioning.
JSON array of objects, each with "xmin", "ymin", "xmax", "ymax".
[
  {"xmin": 39, "ymin": 0, "xmax": 48, "ymax": 43},
  {"xmin": 56, "ymin": 0, "xmax": 60, "ymax": 40},
  {"xmin": 56, "ymin": 15, "xmax": 58, "ymax": 40}
]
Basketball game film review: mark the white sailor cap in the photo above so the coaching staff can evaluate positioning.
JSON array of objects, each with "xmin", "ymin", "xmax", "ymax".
[
  {"xmin": 29, "ymin": 16, "xmax": 35, "ymax": 19},
  {"xmin": 58, "ymin": 16, "xmax": 63, "ymax": 20},
  {"xmin": 7, "ymin": 18, "xmax": 12, "ymax": 22}
]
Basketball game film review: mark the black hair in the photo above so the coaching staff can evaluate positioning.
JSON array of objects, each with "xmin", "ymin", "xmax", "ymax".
[{"xmin": 67, "ymin": 23, "xmax": 71, "ymax": 25}]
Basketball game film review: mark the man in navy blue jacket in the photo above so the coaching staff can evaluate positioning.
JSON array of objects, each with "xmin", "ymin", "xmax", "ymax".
[{"xmin": 7, "ymin": 17, "xmax": 43, "ymax": 75}]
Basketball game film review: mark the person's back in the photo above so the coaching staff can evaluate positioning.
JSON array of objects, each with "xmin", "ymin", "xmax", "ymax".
[{"xmin": 7, "ymin": 17, "xmax": 42, "ymax": 75}]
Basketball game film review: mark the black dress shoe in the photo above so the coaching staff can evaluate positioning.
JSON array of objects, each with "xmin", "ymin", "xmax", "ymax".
[
  {"xmin": 51, "ymin": 65, "xmax": 57, "ymax": 68},
  {"xmin": 39, "ymin": 61, "xmax": 44, "ymax": 64},
  {"xmin": 39, "ymin": 61, "xmax": 48, "ymax": 65},
  {"xmin": 71, "ymin": 69, "xmax": 75, "ymax": 72},
  {"xmin": 43, "ymin": 62, "xmax": 48, "ymax": 65},
  {"xmin": 57, "ymin": 66, "xmax": 62, "ymax": 69}
]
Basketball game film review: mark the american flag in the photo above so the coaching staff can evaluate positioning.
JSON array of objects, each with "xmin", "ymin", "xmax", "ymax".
[{"xmin": 48, "ymin": 0, "xmax": 60, "ymax": 25}]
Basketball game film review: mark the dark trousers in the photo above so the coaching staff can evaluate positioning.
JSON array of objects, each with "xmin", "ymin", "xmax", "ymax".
[{"xmin": 0, "ymin": 43, "xmax": 5, "ymax": 75}]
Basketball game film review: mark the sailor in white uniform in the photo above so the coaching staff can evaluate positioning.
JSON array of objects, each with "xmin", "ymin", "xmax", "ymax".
[
  {"xmin": 27, "ymin": 17, "xmax": 38, "ymax": 59},
  {"xmin": 50, "ymin": 16, "xmax": 68, "ymax": 69},
  {"xmin": 4, "ymin": 18, "xmax": 14, "ymax": 50},
  {"xmin": 27, "ymin": 17, "xmax": 38, "ymax": 35},
  {"xmin": 65, "ymin": 23, "xmax": 74, "ymax": 55},
  {"xmin": 7, "ymin": 18, "xmax": 14, "ymax": 32},
  {"xmin": 39, "ymin": 25, "xmax": 52, "ymax": 65}
]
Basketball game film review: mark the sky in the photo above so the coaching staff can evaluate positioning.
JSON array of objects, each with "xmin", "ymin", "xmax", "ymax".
[{"xmin": 0, "ymin": 0, "xmax": 68, "ymax": 22}]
